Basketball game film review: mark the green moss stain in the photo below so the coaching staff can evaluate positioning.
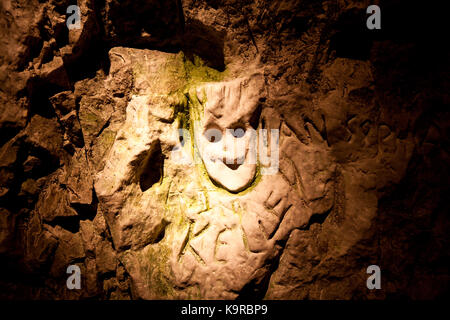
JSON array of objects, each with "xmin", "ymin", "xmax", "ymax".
[
  {"xmin": 99, "ymin": 129, "xmax": 116, "ymax": 149},
  {"xmin": 140, "ymin": 243, "xmax": 174, "ymax": 298},
  {"xmin": 169, "ymin": 53, "xmax": 227, "ymax": 128},
  {"xmin": 182, "ymin": 54, "xmax": 225, "ymax": 84},
  {"xmin": 127, "ymin": 51, "xmax": 267, "ymax": 298}
]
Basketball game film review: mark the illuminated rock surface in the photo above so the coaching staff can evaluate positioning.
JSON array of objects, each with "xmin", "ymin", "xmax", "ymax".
[{"xmin": 0, "ymin": 0, "xmax": 448, "ymax": 299}]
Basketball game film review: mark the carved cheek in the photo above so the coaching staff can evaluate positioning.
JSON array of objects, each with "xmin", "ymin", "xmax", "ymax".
[
  {"xmin": 234, "ymin": 128, "xmax": 256, "ymax": 162},
  {"xmin": 199, "ymin": 133, "xmax": 223, "ymax": 162}
]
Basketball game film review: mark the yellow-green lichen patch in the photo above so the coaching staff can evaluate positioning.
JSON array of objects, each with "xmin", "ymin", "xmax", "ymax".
[
  {"xmin": 139, "ymin": 242, "xmax": 174, "ymax": 299},
  {"xmin": 169, "ymin": 53, "xmax": 228, "ymax": 125},
  {"xmin": 98, "ymin": 128, "xmax": 116, "ymax": 150},
  {"xmin": 121, "ymin": 50, "xmax": 238, "ymax": 298},
  {"xmin": 183, "ymin": 54, "xmax": 226, "ymax": 84}
]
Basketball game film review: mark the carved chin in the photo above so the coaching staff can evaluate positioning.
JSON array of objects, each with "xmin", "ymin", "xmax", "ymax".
[{"xmin": 203, "ymin": 160, "xmax": 256, "ymax": 192}]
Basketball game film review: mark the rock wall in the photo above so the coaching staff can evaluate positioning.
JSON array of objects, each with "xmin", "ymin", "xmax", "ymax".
[{"xmin": 0, "ymin": 0, "xmax": 448, "ymax": 299}]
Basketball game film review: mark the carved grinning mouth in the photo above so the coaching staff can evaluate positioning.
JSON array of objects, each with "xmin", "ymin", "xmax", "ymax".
[
  {"xmin": 225, "ymin": 163, "xmax": 240, "ymax": 170},
  {"xmin": 222, "ymin": 156, "xmax": 244, "ymax": 170}
]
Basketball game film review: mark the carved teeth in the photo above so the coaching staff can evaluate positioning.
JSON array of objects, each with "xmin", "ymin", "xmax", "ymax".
[{"xmin": 222, "ymin": 156, "xmax": 244, "ymax": 166}]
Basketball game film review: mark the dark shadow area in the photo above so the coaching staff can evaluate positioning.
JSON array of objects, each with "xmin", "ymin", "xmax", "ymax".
[
  {"xmin": 70, "ymin": 188, "xmax": 99, "ymax": 221},
  {"xmin": 62, "ymin": 8, "xmax": 110, "ymax": 81},
  {"xmin": 237, "ymin": 240, "xmax": 286, "ymax": 300},
  {"xmin": 328, "ymin": 1, "xmax": 447, "ymax": 62},
  {"xmin": 64, "ymin": 40, "xmax": 111, "ymax": 82},
  {"xmin": 46, "ymin": 215, "xmax": 80, "ymax": 234},
  {"xmin": 139, "ymin": 141, "xmax": 164, "ymax": 192},
  {"xmin": 26, "ymin": 78, "xmax": 63, "ymax": 119},
  {"xmin": 182, "ymin": 18, "xmax": 226, "ymax": 71},
  {"xmin": 328, "ymin": 8, "xmax": 374, "ymax": 61},
  {"xmin": 0, "ymin": 126, "xmax": 21, "ymax": 149},
  {"xmin": 376, "ymin": 0, "xmax": 446, "ymax": 43},
  {"xmin": 0, "ymin": 255, "xmax": 52, "ymax": 299},
  {"xmin": 98, "ymin": 0, "xmax": 185, "ymax": 50},
  {"xmin": 376, "ymin": 146, "xmax": 450, "ymax": 299},
  {"xmin": 152, "ymin": 219, "xmax": 170, "ymax": 244}
]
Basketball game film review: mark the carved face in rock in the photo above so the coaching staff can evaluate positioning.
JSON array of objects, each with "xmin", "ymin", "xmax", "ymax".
[
  {"xmin": 93, "ymin": 49, "xmax": 338, "ymax": 299},
  {"xmin": 193, "ymin": 75, "xmax": 264, "ymax": 192}
]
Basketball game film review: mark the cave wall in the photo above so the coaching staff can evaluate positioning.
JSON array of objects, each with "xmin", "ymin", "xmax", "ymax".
[{"xmin": 0, "ymin": 0, "xmax": 448, "ymax": 299}]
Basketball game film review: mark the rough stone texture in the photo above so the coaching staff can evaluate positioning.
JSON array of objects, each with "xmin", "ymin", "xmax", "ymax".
[{"xmin": 0, "ymin": 0, "xmax": 448, "ymax": 300}]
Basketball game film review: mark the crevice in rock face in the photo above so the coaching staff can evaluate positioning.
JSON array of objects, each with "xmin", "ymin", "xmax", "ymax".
[
  {"xmin": 64, "ymin": 42, "xmax": 111, "ymax": 82},
  {"xmin": 250, "ymin": 104, "xmax": 262, "ymax": 130},
  {"xmin": 0, "ymin": 139, "xmax": 61, "ymax": 212},
  {"xmin": 0, "ymin": 145, "xmax": 25, "ymax": 211},
  {"xmin": 70, "ymin": 188, "xmax": 99, "ymax": 221},
  {"xmin": 54, "ymin": 20, "xmax": 69, "ymax": 51},
  {"xmin": 26, "ymin": 79, "xmax": 60, "ymax": 120},
  {"xmin": 26, "ymin": 146, "xmax": 61, "ymax": 179},
  {"xmin": 138, "ymin": 141, "xmax": 164, "ymax": 192},
  {"xmin": 304, "ymin": 208, "xmax": 331, "ymax": 231},
  {"xmin": 94, "ymin": 117, "xmax": 111, "ymax": 139},
  {"xmin": 152, "ymin": 220, "xmax": 169, "ymax": 244},
  {"xmin": 46, "ymin": 216, "xmax": 80, "ymax": 234},
  {"xmin": 16, "ymin": 30, "xmax": 44, "ymax": 72},
  {"xmin": 0, "ymin": 127, "xmax": 21, "ymax": 149},
  {"xmin": 321, "ymin": 114, "xmax": 329, "ymax": 146}
]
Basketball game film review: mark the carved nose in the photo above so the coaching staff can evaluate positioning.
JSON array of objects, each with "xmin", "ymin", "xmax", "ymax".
[{"xmin": 222, "ymin": 130, "xmax": 236, "ymax": 152}]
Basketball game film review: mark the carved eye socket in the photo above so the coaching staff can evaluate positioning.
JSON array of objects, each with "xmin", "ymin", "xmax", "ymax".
[
  {"xmin": 204, "ymin": 128, "xmax": 222, "ymax": 143},
  {"xmin": 231, "ymin": 127, "xmax": 245, "ymax": 138}
]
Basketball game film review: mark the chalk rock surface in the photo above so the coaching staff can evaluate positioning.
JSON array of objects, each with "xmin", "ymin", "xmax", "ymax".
[{"xmin": 0, "ymin": 0, "xmax": 448, "ymax": 299}]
